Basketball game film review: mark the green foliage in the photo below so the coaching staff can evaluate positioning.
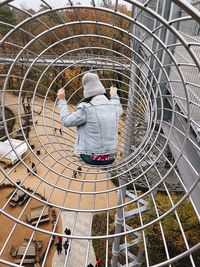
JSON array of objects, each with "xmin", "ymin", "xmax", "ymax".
[
  {"xmin": 143, "ymin": 194, "xmax": 200, "ymax": 266},
  {"xmin": 92, "ymin": 193, "xmax": 200, "ymax": 267},
  {"xmin": 39, "ymin": 3, "xmax": 48, "ymax": 11},
  {"xmin": 92, "ymin": 212, "xmax": 115, "ymax": 266},
  {"xmin": 39, "ymin": 4, "xmax": 64, "ymax": 25},
  {"xmin": 0, "ymin": 6, "xmax": 16, "ymax": 25},
  {"xmin": 0, "ymin": 6, "xmax": 16, "ymax": 34}
]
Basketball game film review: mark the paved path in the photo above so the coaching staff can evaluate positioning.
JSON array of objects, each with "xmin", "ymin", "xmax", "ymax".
[{"xmin": 52, "ymin": 211, "xmax": 96, "ymax": 267}]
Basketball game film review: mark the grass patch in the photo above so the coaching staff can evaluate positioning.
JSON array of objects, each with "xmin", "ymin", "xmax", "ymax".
[{"xmin": 92, "ymin": 193, "xmax": 200, "ymax": 266}]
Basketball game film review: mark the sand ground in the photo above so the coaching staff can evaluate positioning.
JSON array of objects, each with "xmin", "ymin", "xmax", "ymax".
[
  {"xmin": 0, "ymin": 187, "xmax": 62, "ymax": 267},
  {"xmin": 0, "ymin": 93, "xmax": 120, "ymax": 266}
]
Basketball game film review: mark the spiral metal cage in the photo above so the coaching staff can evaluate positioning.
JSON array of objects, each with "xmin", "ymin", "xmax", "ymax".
[{"xmin": 0, "ymin": 0, "xmax": 200, "ymax": 266}]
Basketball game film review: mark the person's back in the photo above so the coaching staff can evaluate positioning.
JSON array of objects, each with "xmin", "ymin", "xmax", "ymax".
[
  {"xmin": 63, "ymin": 240, "xmax": 69, "ymax": 254},
  {"xmin": 55, "ymin": 242, "xmax": 62, "ymax": 254},
  {"xmin": 63, "ymin": 241, "xmax": 69, "ymax": 249},
  {"xmin": 57, "ymin": 72, "xmax": 123, "ymax": 165},
  {"xmin": 76, "ymin": 94, "xmax": 121, "ymax": 156}
]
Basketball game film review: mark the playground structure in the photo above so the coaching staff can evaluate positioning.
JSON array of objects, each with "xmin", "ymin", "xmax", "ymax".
[{"xmin": 0, "ymin": 0, "xmax": 200, "ymax": 266}]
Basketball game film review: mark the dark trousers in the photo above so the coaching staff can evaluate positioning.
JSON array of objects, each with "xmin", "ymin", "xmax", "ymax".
[{"xmin": 80, "ymin": 154, "xmax": 115, "ymax": 165}]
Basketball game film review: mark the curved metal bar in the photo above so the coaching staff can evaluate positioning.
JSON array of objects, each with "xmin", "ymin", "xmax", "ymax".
[{"xmin": 0, "ymin": 1, "xmax": 200, "ymax": 267}]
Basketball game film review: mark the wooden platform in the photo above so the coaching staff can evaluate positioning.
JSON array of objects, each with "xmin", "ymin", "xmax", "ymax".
[
  {"xmin": 17, "ymin": 244, "xmax": 36, "ymax": 257},
  {"xmin": 9, "ymin": 189, "xmax": 29, "ymax": 207},
  {"xmin": 12, "ymin": 238, "xmax": 43, "ymax": 265},
  {"xmin": 27, "ymin": 205, "xmax": 50, "ymax": 225},
  {"xmin": 14, "ymin": 258, "xmax": 35, "ymax": 264}
]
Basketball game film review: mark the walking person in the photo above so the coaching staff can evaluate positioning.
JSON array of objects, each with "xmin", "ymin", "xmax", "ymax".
[
  {"xmin": 73, "ymin": 166, "xmax": 82, "ymax": 178},
  {"xmin": 73, "ymin": 169, "xmax": 77, "ymax": 178},
  {"xmin": 16, "ymin": 179, "xmax": 21, "ymax": 185},
  {"xmin": 64, "ymin": 228, "xmax": 71, "ymax": 241},
  {"xmin": 64, "ymin": 228, "xmax": 71, "ymax": 236},
  {"xmin": 31, "ymin": 162, "xmax": 37, "ymax": 175},
  {"xmin": 55, "ymin": 242, "xmax": 62, "ymax": 255},
  {"xmin": 63, "ymin": 240, "xmax": 69, "ymax": 255},
  {"xmin": 58, "ymin": 236, "xmax": 63, "ymax": 244},
  {"xmin": 57, "ymin": 72, "xmax": 123, "ymax": 165},
  {"xmin": 77, "ymin": 166, "xmax": 82, "ymax": 176}
]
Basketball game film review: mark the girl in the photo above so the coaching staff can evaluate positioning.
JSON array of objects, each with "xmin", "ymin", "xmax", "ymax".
[{"xmin": 57, "ymin": 72, "xmax": 123, "ymax": 165}]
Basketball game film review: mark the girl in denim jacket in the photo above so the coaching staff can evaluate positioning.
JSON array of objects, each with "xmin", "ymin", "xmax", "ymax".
[{"xmin": 57, "ymin": 72, "xmax": 123, "ymax": 165}]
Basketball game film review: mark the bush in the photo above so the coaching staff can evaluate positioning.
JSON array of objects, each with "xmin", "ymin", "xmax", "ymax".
[
  {"xmin": 143, "ymin": 194, "xmax": 200, "ymax": 266},
  {"xmin": 92, "ymin": 212, "xmax": 115, "ymax": 266},
  {"xmin": 92, "ymin": 193, "xmax": 200, "ymax": 267}
]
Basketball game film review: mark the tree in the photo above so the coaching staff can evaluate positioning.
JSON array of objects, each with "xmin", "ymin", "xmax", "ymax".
[
  {"xmin": 0, "ymin": 6, "xmax": 16, "ymax": 35},
  {"xmin": 65, "ymin": 66, "xmax": 81, "ymax": 89},
  {"xmin": 39, "ymin": 4, "xmax": 64, "ymax": 25},
  {"xmin": 100, "ymin": 0, "xmax": 112, "ymax": 7}
]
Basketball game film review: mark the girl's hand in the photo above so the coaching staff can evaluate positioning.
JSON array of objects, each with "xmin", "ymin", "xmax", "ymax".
[
  {"xmin": 110, "ymin": 86, "xmax": 117, "ymax": 96},
  {"xmin": 57, "ymin": 88, "xmax": 65, "ymax": 100}
]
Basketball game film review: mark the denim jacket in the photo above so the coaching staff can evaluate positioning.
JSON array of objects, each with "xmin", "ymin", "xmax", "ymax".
[{"xmin": 57, "ymin": 94, "xmax": 123, "ymax": 155}]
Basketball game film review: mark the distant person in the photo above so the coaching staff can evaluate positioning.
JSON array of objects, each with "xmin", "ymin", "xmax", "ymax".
[
  {"xmin": 55, "ymin": 242, "xmax": 62, "ymax": 255},
  {"xmin": 16, "ymin": 179, "xmax": 21, "ymax": 185},
  {"xmin": 65, "ymin": 228, "xmax": 71, "ymax": 235},
  {"xmin": 57, "ymin": 72, "xmax": 123, "ymax": 165},
  {"xmin": 27, "ymin": 164, "xmax": 36, "ymax": 176},
  {"xmin": 63, "ymin": 240, "xmax": 69, "ymax": 255},
  {"xmin": 73, "ymin": 169, "xmax": 77, "ymax": 178},
  {"xmin": 58, "ymin": 236, "xmax": 63, "ymax": 243},
  {"xmin": 73, "ymin": 166, "xmax": 82, "ymax": 178},
  {"xmin": 64, "ymin": 228, "xmax": 71, "ymax": 241},
  {"xmin": 77, "ymin": 166, "xmax": 82, "ymax": 174},
  {"xmin": 87, "ymin": 264, "xmax": 94, "ymax": 267},
  {"xmin": 64, "ymin": 228, "xmax": 71, "ymax": 235},
  {"xmin": 95, "ymin": 258, "xmax": 103, "ymax": 266},
  {"xmin": 31, "ymin": 162, "xmax": 37, "ymax": 175}
]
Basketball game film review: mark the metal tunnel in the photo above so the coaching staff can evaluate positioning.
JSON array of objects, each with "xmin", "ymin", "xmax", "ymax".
[{"xmin": 0, "ymin": 0, "xmax": 200, "ymax": 266}]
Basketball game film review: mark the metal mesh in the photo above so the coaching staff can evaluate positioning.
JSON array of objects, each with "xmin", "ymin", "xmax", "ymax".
[{"xmin": 0, "ymin": 0, "xmax": 199, "ymax": 266}]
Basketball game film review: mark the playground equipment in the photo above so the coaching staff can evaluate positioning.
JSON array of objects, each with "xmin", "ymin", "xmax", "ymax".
[{"xmin": 0, "ymin": 0, "xmax": 200, "ymax": 266}]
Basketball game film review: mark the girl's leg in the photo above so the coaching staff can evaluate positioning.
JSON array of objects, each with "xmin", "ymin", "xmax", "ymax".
[{"xmin": 80, "ymin": 154, "xmax": 95, "ymax": 164}]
